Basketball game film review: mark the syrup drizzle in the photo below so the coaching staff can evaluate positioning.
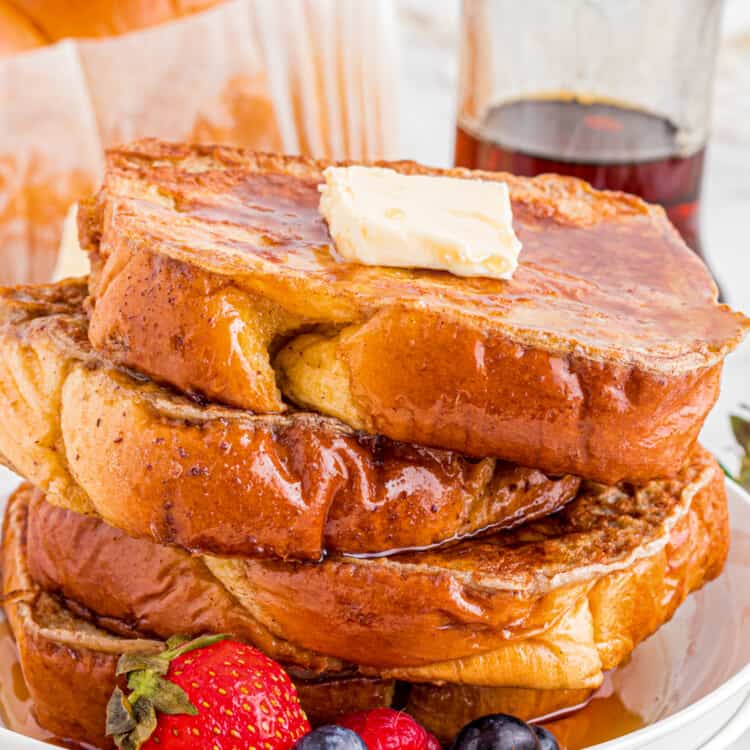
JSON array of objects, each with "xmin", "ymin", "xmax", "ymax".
[
  {"xmin": 0, "ymin": 609, "xmax": 646, "ymax": 750},
  {"xmin": 537, "ymin": 675, "xmax": 645, "ymax": 750},
  {"xmin": 0, "ymin": 615, "xmax": 80, "ymax": 749}
]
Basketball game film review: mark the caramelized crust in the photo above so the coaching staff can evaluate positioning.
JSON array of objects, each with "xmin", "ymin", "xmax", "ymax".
[
  {"xmin": 10, "ymin": 435, "xmax": 728, "ymax": 681},
  {"xmin": 1, "ymin": 487, "xmax": 391, "ymax": 748},
  {"xmin": 206, "ymin": 446, "xmax": 727, "ymax": 674},
  {"xmin": 0, "ymin": 279, "xmax": 578, "ymax": 560},
  {"xmin": 24, "ymin": 489, "xmax": 343, "ymax": 674},
  {"xmin": 2, "ymin": 487, "xmax": 597, "ymax": 748},
  {"xmin": 82, "ymin": 140, "xmax": 750, "ymax": 483}
]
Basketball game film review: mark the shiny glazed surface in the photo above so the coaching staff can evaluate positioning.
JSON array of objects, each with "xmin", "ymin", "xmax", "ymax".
[
  {"xmin": 0, "ymin": 279, "xmax": 577, "ymax": 561},
  {"xmin": 8, "ymin": 440, "xmax": 725, "ymax": 674},
  {"xmin": 0, "ymin": 478, "xmax": 739, "ymax": 750},
  {"xmin": 89, "ymin": 142, "xmax": 743, "ymax": 360},
  {"xmin": 81, "ymin": 141, "xmax": 750, "ymax": 483},
  {"xmin": 216, "ymin": 445, "xmax": 725, "ymax": 669}
]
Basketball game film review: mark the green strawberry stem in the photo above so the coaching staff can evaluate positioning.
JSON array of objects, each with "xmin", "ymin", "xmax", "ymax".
[
  {"xmin": 730, "ymin": 412, "xmax": 750, "ymax": 492},
  {"xmin": 107, "ymin": 633, "xmax": 229, "ymax": 750}
]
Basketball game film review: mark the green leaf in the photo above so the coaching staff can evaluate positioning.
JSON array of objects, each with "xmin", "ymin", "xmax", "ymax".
[
  {"xmin": 165, "ymin": 634, "xmax": 192, "ymax": 651},
  {"xmin": 106, "ymin": 688, "xmax": 136, "ymax": 736},
  {"xmin": 107, "ymin": 634, "xmax": 226, "ymax": 747},
  {"xmin": 718, "ymin": 460, "xmax": 735, "ymax": 479},
  {"xmin": 162, "ymin": 633, "xmax": 229, "ymax": 661},
  {"xmin": 731, "ymin": 415, "xmax": 750, "ymax": 452},
  {"xmin": 125, "ymin": 669, "xmax": 197, "ymax": 715},
  {"xmin": 114, "ymin": 698, "xmax": 158, "ymax": 750},
  {"xmin": 127, "ymin": 669, "xmax": 160, "ymax": 700},
  {"xmin": 116, "ymin": 653, "xmax": 168, "ymax": 677},
  {"xmin": 150, "ymin": 676, "xmax": 198, "ymax": 716}
]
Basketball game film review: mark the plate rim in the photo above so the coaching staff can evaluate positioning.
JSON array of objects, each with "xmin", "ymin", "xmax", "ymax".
[{"xmin": 589, "ymin": 478, "xmax": 750, "ymax": 749}]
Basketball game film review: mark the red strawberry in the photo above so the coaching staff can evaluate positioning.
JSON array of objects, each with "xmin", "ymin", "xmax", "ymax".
[
  {"xmin": 338, "ymin": 708, "xmax": 441, "ymax": 750},
  {"xmin": 106, "ymin": 635, "xmax": 310, "ymax": 750}
]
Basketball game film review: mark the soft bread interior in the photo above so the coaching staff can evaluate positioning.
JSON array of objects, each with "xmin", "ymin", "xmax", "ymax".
[
  {"xmin": 0, "ymin": 279, "xmax": 580, "ymax": 561},
  {"xmin": 0, "ymin": 484, "xmax": 601, "ymax": 747}
]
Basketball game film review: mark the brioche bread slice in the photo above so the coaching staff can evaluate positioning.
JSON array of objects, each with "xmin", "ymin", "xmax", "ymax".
[
  {"xmin": 9, "ymin": 430, "xmax": 728, "ymax": 678},
  {"xmin": 205, "ymin": 445, "xmax": 728, "ymax": 673},
  {"xmin": 1, "ymin": 488, "xmax": 593, "ymax": 749},
  {"xmin": 0, "ymin": 279, "xmax": 578, "ymax": 561},
  {"xmin": 81, "ymin": 140, "xmax": 750, "ymax": 483},
  {"xmin": 3, "ymin": 482, "xmax": 723, "ymax": 747},
  {"xmin": 18, "ymin": 487, "xmax": 604, "ymax": 689}
]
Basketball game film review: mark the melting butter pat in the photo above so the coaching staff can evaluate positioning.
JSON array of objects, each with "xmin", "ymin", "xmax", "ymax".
[{"xmin": 319, "ymin": 166, "xmax": 522, "ymax": 279}]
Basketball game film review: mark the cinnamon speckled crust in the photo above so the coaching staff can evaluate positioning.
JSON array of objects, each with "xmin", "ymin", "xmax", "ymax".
[
  {"xmin": 81, "ymin": 140, "xmax": 750, "ymax": 483},
  {"xmin": 9, "ymin": 432, "xmax": 728, "ymax": 681},
  {"xmin": 1, "ymin": 478, "xmax": 728, "ymax": 747},
  {"xmin": 205, "ymin": 445, "xmax": 728, "ymax": 674},
  {"xmin": 0, "ymin": 279, "xmax": 579, "ymax": 561}
]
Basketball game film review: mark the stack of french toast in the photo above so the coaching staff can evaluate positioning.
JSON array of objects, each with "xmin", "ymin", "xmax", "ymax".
[{"xmin": 0, "ymin": 140, "xmax": 748, "ymax": 748}]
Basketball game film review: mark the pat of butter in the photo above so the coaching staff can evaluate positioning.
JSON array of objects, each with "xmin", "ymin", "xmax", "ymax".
[{"xmin": 319, "ymin": 166, "xmax": 522, "ymax": 279}]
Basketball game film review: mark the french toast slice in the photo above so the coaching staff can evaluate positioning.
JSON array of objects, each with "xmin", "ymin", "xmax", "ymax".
[
  {"xmin": 0, "ymin": 279, "xmax": 578, "ymax": 561},
  {"xmin": 3, "ymin": 482, "xmax": 724, "ymax": 747},
  {"xmin": 17, "ymin": 487, "xmax": 604, "ymax": 689},
  {"xmin": 205, "ymin": 445, "xmax": 727, "ymax": 674},
  {"xmin": 1, "ymin": 485, "xmax": 393, "ymax": 747},
  {"xmin": 81, "ymin": 140, "xmax": 750, "ymax": 483},
  {"xmin": 9, "ymin": 431, "xmax": 727, "ymax": 679},
  {"xmin": 2, "ymin": 486, "xmax": 593, "ymax": 748}
]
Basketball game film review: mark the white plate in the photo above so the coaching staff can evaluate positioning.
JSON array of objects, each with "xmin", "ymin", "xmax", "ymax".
[{"xmin": 0, "ymin": 467, "xmax": 748, "ymax": 750}]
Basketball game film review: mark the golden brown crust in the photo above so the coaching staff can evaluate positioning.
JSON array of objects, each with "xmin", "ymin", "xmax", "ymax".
[
  {"xmin": 0, "ymin": 279, "xmax": 578, "ymax": 560},
  {"xmin": 206, "ymin": 446, "xmax": 727, "ymax": 675},
  {"xmin": 0, "ymin": 485, "xmax": 391, "ymax": 747},
  {"xmin": 18, "ymin": 488, "xmax": 596, "ymax": 688},
  {"xmin": 293, "ymin": 678, "xmax": 395, "ymax": 727},
  {"xmin": 81, "ymin": 139, "xmax": 750, "ymax": 483},
  {"xmin": 0, "ymin": 486, "xmax": 588, "ymax": 749},
  {"xmin": 13, "ymin": 440, "xmax": 729, "ymax": 683},
  {"xmin": 25, "ymin": 488, "xmax": 344, "ymax": 673},
  {"xmin": 1, "ymin": 479, "xmax": 730, "ymax": 747}
]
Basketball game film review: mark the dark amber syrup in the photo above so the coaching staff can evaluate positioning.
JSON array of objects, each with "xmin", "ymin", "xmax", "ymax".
[
  {"xmin": 0, "ymin": 615, "xmax": 82, "ymax": 749},
  {"xmin": 536, "ymin": 676, "xmax": 645, "ymax": 750},
  {"xmin": 455, "ymin": 98, "xmax": 706, "ymax": 257}
]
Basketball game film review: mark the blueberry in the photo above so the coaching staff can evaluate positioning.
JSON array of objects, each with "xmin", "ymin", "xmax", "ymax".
[
  {"xmin": 532, "ymin": 726, "xmax": 559, "ymax": 750},
  {"xmin": 451, "ymin": 713, "xmax": 540, "ymax": 750},
  {"xmin": 293, "ymin": 725, "xmax": 368, "ymax": 750}
]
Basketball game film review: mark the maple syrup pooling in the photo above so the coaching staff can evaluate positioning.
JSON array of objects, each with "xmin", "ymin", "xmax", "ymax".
[
  {"xmin": 0, "ymin": 615, "xmax": 77, "ymax": 748},
  {"xmin": 455, "ymin": 98, "xmax": 706, "ymax": 256},
  {"xmin": 0, "ymin": 612, "xmax": 644, "ymax": 750}
]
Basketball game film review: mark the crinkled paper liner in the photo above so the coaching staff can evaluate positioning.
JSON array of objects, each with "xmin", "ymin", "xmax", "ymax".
[{"xmin": 0, "ymin": 0, "xmax": 399, "ymax": 284}]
